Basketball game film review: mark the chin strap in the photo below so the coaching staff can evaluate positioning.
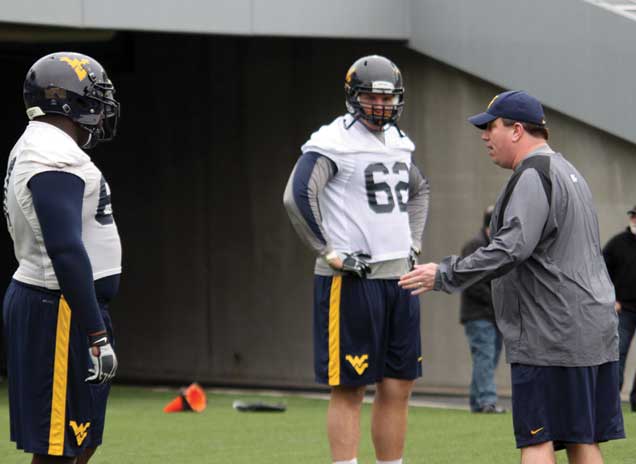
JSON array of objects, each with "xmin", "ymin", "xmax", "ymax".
[
  {"xmin": 343, "ymin": 113, "xmax": 404, "ymax": 135},
  {"xmin": 80, "ymin": 124, "xmax": 105, "ymax": 149},
  {"xmin": 343, "ymin": 113, "xmax": 361, "ymax": 130},
  {"xmin": 393, "ymin": 122, "xmax": 406, "ymax": 138},
  {"xmin": 81, "ymin": 132, "xmax": 93, "ymax": 149}
]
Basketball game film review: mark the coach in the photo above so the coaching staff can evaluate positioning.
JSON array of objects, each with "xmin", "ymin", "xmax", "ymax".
[{"xmin": 399, "ymin": 90, "xmax": 624, "ymax": 463}]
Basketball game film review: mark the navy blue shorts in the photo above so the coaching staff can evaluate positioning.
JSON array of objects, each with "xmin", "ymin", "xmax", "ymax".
[
  {"xmin": 3, "ymin": 280, "xmax": 114, "ymax": 457},
  {"xmin": 313, "ymin": 275, "xmax": 422, "ymax": 387},
  {"xmin": 511, "ymin": 362, "xmax": 625, "ymax": 450}
]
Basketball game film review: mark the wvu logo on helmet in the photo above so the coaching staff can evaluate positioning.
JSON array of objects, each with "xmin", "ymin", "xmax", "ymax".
[
  {"xmin": 345, "ymin": 354, "xmax": 369, "ymax": 375},
  {"xmin": 69, "ymin": 421, "xmax": 91, "ymax": 446},
  {"xmin": 345, "ymin": 65, "xmax": 356, "ymax": 84},
  {"xmin": 59, "ymin": 57, "xmax": 90, "ymax": 81}
]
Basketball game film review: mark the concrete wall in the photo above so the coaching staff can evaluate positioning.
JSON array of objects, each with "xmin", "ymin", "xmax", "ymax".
[
  {"xmin": 0, "ymin": 0, "xmax": 410, "ymax": 39},
  {"xmin": 0, "ymin": 32, "xmax": 634, "ymax": 396},
  {"xmin": 5, "ymin": 0, "xmax": 636, "ymax": 149},
  {"xmin": 408, "ymin": 0, "xmax": 636, "ymax": 145}
]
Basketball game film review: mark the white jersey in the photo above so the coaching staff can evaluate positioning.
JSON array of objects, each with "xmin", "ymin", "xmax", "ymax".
[
  {"xmin": 301, "ymin": 115, "xmax": 415, "ymax": 263},
  {"xmin": 3, "ymin": 121, "xmax": 122, "ymax": 289}
]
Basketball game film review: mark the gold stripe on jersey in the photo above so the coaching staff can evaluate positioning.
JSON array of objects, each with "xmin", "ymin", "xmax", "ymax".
[
  {"xmin": 328, "ymin": 275, "xmax": 342, "ymax": 386},
  {"xmin": 48, "ymin": 296, "xmax": 71, "ymax": 456}
]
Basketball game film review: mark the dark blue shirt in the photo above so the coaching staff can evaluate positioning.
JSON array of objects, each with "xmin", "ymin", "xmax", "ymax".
[{"xmin": 29, "ymin": 171, "xmax": 109, "ymax": 334}]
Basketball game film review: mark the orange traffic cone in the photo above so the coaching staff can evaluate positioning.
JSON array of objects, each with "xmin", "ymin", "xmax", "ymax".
[
  {"xmin": 163, "ymin": 383, "xmax": 207, "ymax": 413},
  {"xmin": 163, "ymin": 395, "xmax": 186, "ymax": 413}
]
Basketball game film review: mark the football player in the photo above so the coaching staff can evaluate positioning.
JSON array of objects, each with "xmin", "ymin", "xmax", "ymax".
[
  {"xmin": 283, "ymin": 55, "xmax": 429, "ymax": 464},
  {"xmin": 3, "ymin": 52, "xmax": 121, "ymax": 464}
]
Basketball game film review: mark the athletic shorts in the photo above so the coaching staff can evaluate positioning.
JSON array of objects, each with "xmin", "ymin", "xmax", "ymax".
[
  {"xmin": 3, "ymin": 280, "xmax": 114, "ymax": 457},
  {"xmin": 313, "ymin": 275, "xmax": 422, "ymax": 387},
  {"xmin": 511, "ymin": 362, "xmax": 625, "ymax": 450}
]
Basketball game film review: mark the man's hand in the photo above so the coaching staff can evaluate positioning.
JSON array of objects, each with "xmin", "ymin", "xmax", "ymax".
[
  {"xmin": 326, "ymin": 251, "xmax": 372, "ymax": 278},
  {"xmin": 399, "ymin": 262, "xmax": 439, "ymax": 295},
  {"xmin": 615, "ymin": 301, "xmax": 622, "ymax": 314},
  {"xmin": 86, "ymin": 333, "xmax": 118, "ymax": 385}
]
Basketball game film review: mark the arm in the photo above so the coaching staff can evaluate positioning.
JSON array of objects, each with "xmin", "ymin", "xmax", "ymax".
[
  {"xmin": 434, "ymin": 169, "xmax": 549, "ymax": 293},
  {"xmin": 459, "ymin": 236, "xmax": 492, "ymax": 306},
  {"xmin": 29, "ymin": 171, "xmax": 105, "ymax": 335},
  {"xmin": 602, "ymin": 239, "xmax": 616, "ymax": 283},
  {"xmin": 407, "ymin": 164, "xmax": 430, "ymax": 253},
  {"xmin": 283, "ymin": 151, "xmax": 372, "ymax": 276},
  {"xmin": 283, "ymin": 151, "xmax": 336, "ymax": 257},
  {"xmin": 30, "ymin": 171, "xmax": 117, "ymax": 384},
  {"xmin": 602, "ymin": 238, "xmax": 621, "ymax": 312}
]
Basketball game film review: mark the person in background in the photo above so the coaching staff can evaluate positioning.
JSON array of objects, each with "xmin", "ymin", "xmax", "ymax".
[
  {"xmin": 602, "ymin": 205, "xmax": 636, "ymax": 412},
  {"xmin": 460, "ymin": 205, "xmax": 504, "ymax": 414}
]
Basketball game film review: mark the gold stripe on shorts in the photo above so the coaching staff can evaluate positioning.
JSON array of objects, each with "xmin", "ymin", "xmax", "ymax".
[
  {"xmin": 48, "ymin": 296, "xmax": 71, "ymax": 456},
  {"xmin": 328, "ymin": 275, "xmax": 342, "ymax": 386}
]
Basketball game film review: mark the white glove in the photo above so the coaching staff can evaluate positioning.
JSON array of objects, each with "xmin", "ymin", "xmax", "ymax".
[{"xmin": 85, "ymin": 333, "xmax": 118, "ymax": 384}]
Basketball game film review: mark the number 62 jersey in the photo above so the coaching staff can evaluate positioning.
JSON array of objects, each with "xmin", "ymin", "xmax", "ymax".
[
  {"xmin": 3, "ymin": 121, "xmax": 122, "ymax": 289},
  {"xmin": 283, "ymin": 114, "xmax": 429, "ymax": 277}
]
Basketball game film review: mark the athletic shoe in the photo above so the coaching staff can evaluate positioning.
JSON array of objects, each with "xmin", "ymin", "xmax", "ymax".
[{"xmin": 477, "ymin": 404, "xmax": 506, "ymax": 414}]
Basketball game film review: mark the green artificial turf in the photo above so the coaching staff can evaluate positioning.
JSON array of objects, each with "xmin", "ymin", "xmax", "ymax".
[{"xmin": 0, "ymin": 385, "xmax": 633, "ymax": 463}]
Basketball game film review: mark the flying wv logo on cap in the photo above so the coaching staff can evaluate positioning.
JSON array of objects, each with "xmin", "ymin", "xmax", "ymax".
[
  {"xmin": 487, "ymin": 94, "xmax": 499, "ymax": 109},
  {"xmin": 468, "ymin": 90, "xmax": 547, "ymax": 129}
]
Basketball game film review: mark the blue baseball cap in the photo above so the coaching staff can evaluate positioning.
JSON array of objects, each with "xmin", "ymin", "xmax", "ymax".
[{"xmin": 468, "ymin": 90, "xmax": 546, "ymax": 129}]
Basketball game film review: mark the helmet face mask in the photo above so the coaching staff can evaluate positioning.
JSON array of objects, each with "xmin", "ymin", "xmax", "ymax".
[
  {"xmin": 76, "ymin": 80, "xmax": 120, "ymax": 148},
  {"xmin": 23, "ymin": 52, "xmax": 120, "ymax": 149},
  {"xmin": 354, "ymin": 91, "xmax": 402, "ymax": 128},
  {"xmin": 344, "ymin": 55, "xmax": 405, "ymax": 129}
]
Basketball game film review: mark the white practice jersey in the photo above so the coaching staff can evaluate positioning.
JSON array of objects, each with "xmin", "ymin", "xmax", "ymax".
[
  {"xmin": 3, "ymin": 121, "xmax": 122, "ymax": 289},
  {"xmin": 301, "ymin": 115, "xmax": 415, "ymax": 263}
]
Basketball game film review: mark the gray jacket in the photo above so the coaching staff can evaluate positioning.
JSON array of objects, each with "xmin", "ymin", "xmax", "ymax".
[{"xmin": 435, "ymin": 146, "xmax": 618, "ymax": 366}]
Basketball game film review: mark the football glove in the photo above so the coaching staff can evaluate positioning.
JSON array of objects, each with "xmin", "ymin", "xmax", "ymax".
[
  {"xmin": 408, "ymin": 246, "xmax": 420, "ymax": 271},
  {"xmin": 341, "ymin": 252, "xmax": 372, "ymax": 278},
  {"xmin": 86, "ymin": 333, "xmax": 118, "ymax": 385}
]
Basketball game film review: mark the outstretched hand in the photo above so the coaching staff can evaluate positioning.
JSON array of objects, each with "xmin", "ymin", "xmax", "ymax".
[{"xmin": 398, "ymin": 263, "xmax": 439, "ymax": 295}]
